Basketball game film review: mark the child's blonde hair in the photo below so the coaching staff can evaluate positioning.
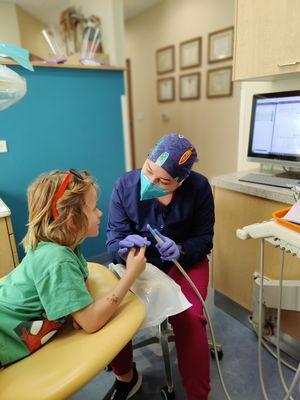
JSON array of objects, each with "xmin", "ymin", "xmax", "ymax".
[{"xmin": 22, "ymin": 170, "xmax": 98, "ymax": 251}]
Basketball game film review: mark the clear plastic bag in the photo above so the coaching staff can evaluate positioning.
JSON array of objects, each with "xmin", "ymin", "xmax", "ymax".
[
  {"xmin": 0, "ymin": 65, "xmax": 26, "ymax": 111},
  {"xmin": 109, "ymin": 263, "xmax": 192, "ymax": 329},
  {"xmin": 0, "ymin": 42, "xmax": 33, "ymax": 111}
]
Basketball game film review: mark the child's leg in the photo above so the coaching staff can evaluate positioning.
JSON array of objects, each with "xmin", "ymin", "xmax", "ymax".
[
  {"xmin": 109, "ymin": 340, "xmax": 133, "ymax": 378},
  {"xmin": 168, "ymin": 258, "xmax": 210, "ymax": 400},
  {"xmin": 103, "ymin": 341, "xmax": 141, "ymax": 400}
]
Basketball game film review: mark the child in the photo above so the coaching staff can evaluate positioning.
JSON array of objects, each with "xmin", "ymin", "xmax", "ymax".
[{"xmin": 0, "ymin": 168, "xmax": 147, "ymax": 393}]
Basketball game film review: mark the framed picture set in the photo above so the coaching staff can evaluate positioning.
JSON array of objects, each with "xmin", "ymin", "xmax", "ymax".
[
  {"xmin": 179, "ymin": 72, "xmax": 200, "ymax": 101},
  {"xmin": 180, "ymin": 37, "xmax": 202, "ymax": 70},
  {"xmin": 156, "ymin": 45, "xmax": 175, "ymax": 74},
  {"xmin": 157, "ymin": 77, "xmax": 175, "ymax": 102},
  {"xmin": 207, "ymin": 66, "xmax": 232, "ymax": 98},
  {"xmin": 208, "ymin": 26, "xmax": 234, "ymax": 64}
]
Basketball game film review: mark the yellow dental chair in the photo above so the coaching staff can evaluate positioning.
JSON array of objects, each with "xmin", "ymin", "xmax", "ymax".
[{"xmin": 0, "ymin": 263, "xmax": 146, "ymax": 400}]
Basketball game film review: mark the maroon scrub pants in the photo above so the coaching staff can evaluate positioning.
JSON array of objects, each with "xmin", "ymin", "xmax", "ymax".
[{"xmin": 110, "ymin": 258, "xmax": 210, "ymax": 400}]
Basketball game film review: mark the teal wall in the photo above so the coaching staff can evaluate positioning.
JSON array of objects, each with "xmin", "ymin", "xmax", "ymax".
[{"xmin": 0, "ymin": 66, "xmax": 125, "ymax": 260}]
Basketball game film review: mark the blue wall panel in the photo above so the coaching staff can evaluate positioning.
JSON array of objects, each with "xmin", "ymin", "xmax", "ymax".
[{"xmin": 0, "ymin": 66, "xmax": 125, "ymax": 260}]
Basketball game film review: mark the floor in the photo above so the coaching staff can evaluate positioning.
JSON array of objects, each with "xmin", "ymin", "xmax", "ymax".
[{"xmin": 70, "ymin": 287, "xmax": 299, "ymax": 400}]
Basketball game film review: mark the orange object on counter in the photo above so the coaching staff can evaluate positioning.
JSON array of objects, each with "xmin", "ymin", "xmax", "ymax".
[{"xmin": 272, "ymin": 207, "xmax": 300, "ymax": 233}]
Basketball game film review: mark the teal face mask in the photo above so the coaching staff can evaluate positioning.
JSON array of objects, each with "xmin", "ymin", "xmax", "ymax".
[
  {"xmin": 140, "ymin": 171, "xmax": 169, "ymax": 201},
  {"xmin": 0, "ymin": 43, "xmax": 34, "ymax": 71}
]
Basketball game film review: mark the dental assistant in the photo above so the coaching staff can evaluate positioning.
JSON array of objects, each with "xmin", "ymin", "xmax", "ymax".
[{"xmin": 105, "ymin": 134, "xmax": 215, "ymax": 400}]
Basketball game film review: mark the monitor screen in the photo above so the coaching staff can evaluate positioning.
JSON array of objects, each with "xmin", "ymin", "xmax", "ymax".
[{"xmin": 248, "ymin": 91, "xmax": 300, "ymax": 167}]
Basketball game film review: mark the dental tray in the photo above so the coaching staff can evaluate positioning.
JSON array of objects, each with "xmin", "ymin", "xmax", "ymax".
[{"xmin": 272, "ymin": 207, "xmax": 300, "ymax": 233}]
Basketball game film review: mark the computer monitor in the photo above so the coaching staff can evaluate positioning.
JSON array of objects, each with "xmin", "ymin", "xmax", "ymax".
[{"xmin": 247, "ymin": 90, "xmax": 300, "ymax": 171}]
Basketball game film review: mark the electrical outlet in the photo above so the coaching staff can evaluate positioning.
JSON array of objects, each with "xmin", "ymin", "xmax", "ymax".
[{"xmin": 0, "ymin": 140, "xmax": 8, "ymax": 153}]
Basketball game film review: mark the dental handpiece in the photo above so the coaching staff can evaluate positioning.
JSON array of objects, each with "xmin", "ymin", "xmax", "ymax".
[{"xmin": 146, "ymin": 224, "xmax": 164, "ymax": 246}]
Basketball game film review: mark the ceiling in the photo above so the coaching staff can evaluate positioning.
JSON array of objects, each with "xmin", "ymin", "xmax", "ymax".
[
  {"xmin": 3, "ymin": 0, "xmax": 69, "ymax": 25},
  {"xmin": 2, "ymin": 0, "xmax": 162, "ymax": 25},
  {"xmin": 124, "ymin": 0, "xmax": 162, "ymax": 20}
]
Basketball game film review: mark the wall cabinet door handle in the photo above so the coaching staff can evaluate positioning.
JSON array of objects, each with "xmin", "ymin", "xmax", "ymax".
[{"xmin": 278, "ymin": 61, "xmax": 300, "ymax": 67}]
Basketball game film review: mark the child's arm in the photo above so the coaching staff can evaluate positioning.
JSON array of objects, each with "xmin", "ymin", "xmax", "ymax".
[
  {"xmin": 85, "ymin": 278, "xmax": 92, "ymax": 293},
  {"xmin": 72, "ymin": 279, "xmax": 92, "ymax": 330},
  {"xmin": 71, "ymin": 247, "xmax": 146, "ymax": 334}
]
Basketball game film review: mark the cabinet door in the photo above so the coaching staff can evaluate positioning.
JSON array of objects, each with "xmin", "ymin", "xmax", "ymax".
[
  {"xmin": 212, "ymin": 187, "xmax": 300, "ymax": 340},
  {"xmin": 234, "ymin": 0, "xmax": 300, "ymax": 80},
  {"xmin": 0, "ymin": 218, "xmax": 14, "ymax": 277},
  {"xmin": 5, "ymin": 216, "xmax": 19, "ymax": 266},
  {"xmin": 9, "ymin": 233, "xmax": 19, "ymax": 266}
]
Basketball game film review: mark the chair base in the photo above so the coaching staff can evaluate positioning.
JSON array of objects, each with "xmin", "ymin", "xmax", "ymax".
[{"xmin": 160, "ymin": 385, "xmax": 175, "ymax": 399}]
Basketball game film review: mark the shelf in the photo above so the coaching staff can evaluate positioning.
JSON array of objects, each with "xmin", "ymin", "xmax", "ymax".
[{"xmin": 1, "ymin": 59, "xmax": 126, "ymax": 72}]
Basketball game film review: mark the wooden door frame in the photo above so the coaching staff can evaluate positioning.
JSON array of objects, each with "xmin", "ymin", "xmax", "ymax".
[{"xmin": 125, "ymin": 58, "xmax": 136, "ymax": 169}]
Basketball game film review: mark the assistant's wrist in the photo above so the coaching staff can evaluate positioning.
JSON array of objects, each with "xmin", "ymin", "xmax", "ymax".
[
  {"xmin": 177, "ymin": 243, "xmax": 187, "ymax": 261},
  {"xmin": 177, "ymin": 243, "xmax": 185, "ymax": 254}
]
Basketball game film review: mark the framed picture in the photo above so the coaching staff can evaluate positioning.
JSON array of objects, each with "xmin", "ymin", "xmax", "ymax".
[
  {"xmin": 157, "ymin": 77, "xmax": 175, "ymax": 102},
  {"xmin": 208, "ymin": 26, "xmax": 234, "ymax": 64},
  {"xmin": 180, "ymin": 73, "xmax": 200, "ymax": 100},
  {"xmin": 156, "ymin": 45, "xmax": 175, "ymax": 74},
  {"xmin": 207, "ymin": 66, "xmax": 232, "ymax": 98},
  {"xmin": 180, "ymin": 37, "xmax": 202, "ymax": 70}
]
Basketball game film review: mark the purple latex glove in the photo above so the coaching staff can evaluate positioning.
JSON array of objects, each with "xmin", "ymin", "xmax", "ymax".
[
  {"xmin": 154, "ymin": 230, "xmax": 180, "ymax": 261},
  {"xmin": 118, "ymin": 234, "xmax": 151, "ymax": 259}
]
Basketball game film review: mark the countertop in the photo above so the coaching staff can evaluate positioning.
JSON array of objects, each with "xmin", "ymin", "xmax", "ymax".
[
  {"xmin": 0, "ymin": 198, "xmax": 10, "ymax": 217},
  {"xmin": 211, "ymin": 171, "xmax": 295, "ymax": 205}
]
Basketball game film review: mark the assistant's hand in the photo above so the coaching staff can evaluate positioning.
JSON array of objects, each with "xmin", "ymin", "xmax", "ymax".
[
  {"xmin": 155, "ymin": 230, "xmax": 180, "ymax": 261},
  {"xmin": 118, "ymin": 234, "xmax": 151, "ymax": 260}
]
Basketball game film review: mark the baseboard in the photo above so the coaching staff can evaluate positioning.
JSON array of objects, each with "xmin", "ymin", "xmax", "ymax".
[
  {"xmin": 214, "ymin": 290, "xmax": 300, "ymax": 362},
  {"xmin": 214, "ymin": 290, "xmax": 253, "ymax": 329}
]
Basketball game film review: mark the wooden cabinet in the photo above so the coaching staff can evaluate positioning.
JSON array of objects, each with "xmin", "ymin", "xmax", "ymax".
[
  {"xmin": 0, "ymin": 215, "xmax": 19, "ymax": 277},
  {"xmin": 212, "ymin": 187, "xmax": 300, "ymax": 340},
  {"xmin": 234, "ymin": 0, "xmax": 300, "ymax": 80}
]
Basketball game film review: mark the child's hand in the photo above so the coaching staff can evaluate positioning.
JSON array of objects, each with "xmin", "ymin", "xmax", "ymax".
[{"xmin": 125, "ymin": 246, "xmax": 146, "ymax": 278}]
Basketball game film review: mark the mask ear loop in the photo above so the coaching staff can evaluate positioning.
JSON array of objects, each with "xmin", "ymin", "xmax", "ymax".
[{"xmin": 178, "ymin": 175, "xmax": 188, "ymax": 186}]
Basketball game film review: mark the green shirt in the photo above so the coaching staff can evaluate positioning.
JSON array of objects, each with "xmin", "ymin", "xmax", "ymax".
[{"xmin": 0, "ymin": 242, "xmax": 93, "ymax": 366}]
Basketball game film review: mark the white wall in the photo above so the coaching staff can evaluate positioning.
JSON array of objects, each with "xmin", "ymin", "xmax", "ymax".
[
  {"xmin": 238, "ymin": 77, "xmax": 300, "ymax": 171},
  {"xmin": 16, "ymin": 5, "xmax": 48, "ymax": 59},
  {"xmin": 126, "ymin": 0, "xmax": 240, "ymax": 179},
  {"xmin": 0, "ymin": 3, "xmax": 21, "ymax": 45}
]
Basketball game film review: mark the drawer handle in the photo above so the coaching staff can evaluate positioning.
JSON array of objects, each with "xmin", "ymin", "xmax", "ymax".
[{"xmin": 278, "ymin": 61, "xmax": 300, "ymax": 67}]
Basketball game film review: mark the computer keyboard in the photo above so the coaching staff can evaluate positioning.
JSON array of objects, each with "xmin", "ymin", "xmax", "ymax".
[{"xmin": 238, "ymin": 173, "xmax": 300, "ymax": 189}]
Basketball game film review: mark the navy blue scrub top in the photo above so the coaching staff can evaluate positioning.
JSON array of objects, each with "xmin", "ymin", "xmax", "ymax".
[{"xmin": 106, "ymin": 169, "xmax": 215, "ymax": 272}]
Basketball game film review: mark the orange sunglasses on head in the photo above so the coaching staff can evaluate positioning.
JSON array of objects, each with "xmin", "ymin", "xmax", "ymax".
[{"xmin": 51, "ymin": 168, "xmax": 84, "ymax": 220}]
